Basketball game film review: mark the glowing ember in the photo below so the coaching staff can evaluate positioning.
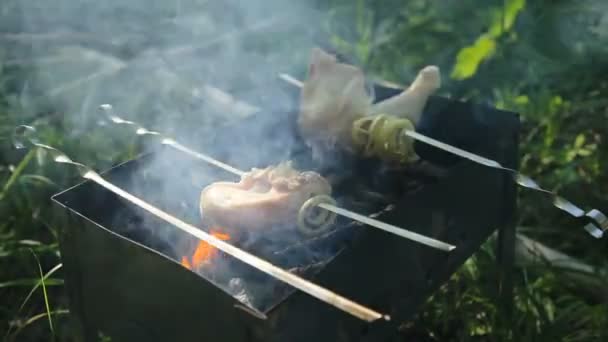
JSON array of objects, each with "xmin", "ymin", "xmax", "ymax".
[
  {"xmin": 181, "ymin": 230, "xmax": 231, "ymax": 270},
  {"xmin": 180, "ymin": 256, "xmax": 192, "ymax": 269}
]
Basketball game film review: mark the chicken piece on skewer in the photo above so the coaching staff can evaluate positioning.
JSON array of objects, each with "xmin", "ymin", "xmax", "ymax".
[
  {"xmin": 298, "ymin": 47, "xmax": 441, "ymax": 164},
  {"xmin": 200, "ymin": 161, "xmax": 335, "ymax": 235},
  {"xmin": 298, "ymin": 48, "xmax": 374, "ymax": 156},
  {"xmin": 370, "ymin": 65, "xmax": 441, "ymax": 124}
]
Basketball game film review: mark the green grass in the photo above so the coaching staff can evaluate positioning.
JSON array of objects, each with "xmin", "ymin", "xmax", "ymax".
[{"xmin": 1, "ymin": 0, "xmax": 607, "ymax": 341}]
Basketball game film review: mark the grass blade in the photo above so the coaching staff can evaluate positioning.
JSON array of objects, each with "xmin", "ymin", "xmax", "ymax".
[
  {"xmin": 0, "ymin": 278, "xmax": 64, "ymax": 288},
  {"xmin": 29, "ymin": 249, "xmax": 55, "ymax": 336},
  {"xmin": 0, "ymin": 150, "xmax": 35, "ymax": 201},
  {"xmin": 18, "ymin": 263, "xmax": 63, "ymax": 312},
  {"xmin": 18, "ymin": 174, "xmax": 59, "ymax": 188},
  {"xmin": 8, "ymin": 309, "xmax": 69, "ymax": 341}
]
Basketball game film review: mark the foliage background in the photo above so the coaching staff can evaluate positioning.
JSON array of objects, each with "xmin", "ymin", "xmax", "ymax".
[{"xmin": 1, "ymin": 0, "xmax": 607, "ymax": 341}]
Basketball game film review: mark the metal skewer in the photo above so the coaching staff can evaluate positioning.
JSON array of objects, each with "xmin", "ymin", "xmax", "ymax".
[
  {"xmin": 100, "ymin": 105, "xmax": 457, "ymax": 252},
  {"xmin": 172, "ymin": 137, "xmax": 455, "ymax": 252},
  {"xmin": 278, "ymin": 73, "xmax": 608, "ymax": 239},
  {"xmin": 13, "ymin": 125, "xmax": 389, "ymax": 323},
  {"xmin": 279, "ymin": 73, "xmax": 303, "ymax": 88}
]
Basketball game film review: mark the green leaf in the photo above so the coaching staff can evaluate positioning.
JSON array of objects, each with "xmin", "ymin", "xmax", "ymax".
[
  {"xmin": 577, "ymin": 149, "xmax": 592, "ymax": 157},
  {"xmin": 450, "ymin": 35, "xmax": 497, "ymax": 80},
  {"xmin": 515, "ymin": 95, "xmax": 530, "ymax": 106},
  {"xmin": 574, "ymin": 134, "xmax": 586, "ymax": 148},
  {"xmin": 451, "ymin": 0, "xmax": 526, "ymax": 80},
  {"xmin": 489, "ymin": 0, "xmax": 527, "ymax": 37},
  {"xmin": 549, "ymin": 96, "xmax": 565, "ymax": 113}
]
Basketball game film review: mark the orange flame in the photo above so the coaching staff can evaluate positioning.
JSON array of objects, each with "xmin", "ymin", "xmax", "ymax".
[{"xmin": 181, "ymin": 230, "xmax": 231, "ymax": 270}]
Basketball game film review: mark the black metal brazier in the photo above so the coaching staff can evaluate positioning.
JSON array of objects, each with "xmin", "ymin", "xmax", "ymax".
[{"xmin": 51, "ymin": 79, "xmax": 519, "ymax": 342}]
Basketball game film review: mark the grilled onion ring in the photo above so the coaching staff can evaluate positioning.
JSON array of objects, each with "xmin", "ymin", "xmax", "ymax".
[{"xmin": 297, "ymin": 195, "xmax": 337, "ymax": 236}]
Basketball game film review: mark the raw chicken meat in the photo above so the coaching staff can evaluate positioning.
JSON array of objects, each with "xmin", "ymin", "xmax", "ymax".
[
  {"xmin": 298, "ymin": 48, "xmax": 373, "ymax": 154},
  {"xmin": 199, "ymin": 161, "xmax": 332, "ymax": 232},
  {"xmin": 370, "ymin": 65, "xmax": 441, "ymax": 124},
  {"xmin": 298, "ymin": 47, "xmax": 441, "ymax": 157}
]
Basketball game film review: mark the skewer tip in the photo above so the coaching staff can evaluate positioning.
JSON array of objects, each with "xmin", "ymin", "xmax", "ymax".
[{"xmin": 279, "ymin": 73, "xmax": 303, "ymax": 88}]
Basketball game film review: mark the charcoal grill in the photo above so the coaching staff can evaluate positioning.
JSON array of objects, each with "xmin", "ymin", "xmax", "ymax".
[{"xmin": 51, "ymin": 78, "xmax": 520, "ymax": 342}]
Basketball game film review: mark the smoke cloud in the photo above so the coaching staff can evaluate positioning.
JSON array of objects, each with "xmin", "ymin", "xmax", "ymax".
[
  {"xmin": 8, "ymin": 0, "xmax": 323, "ymax": 133},
  {"xmin": 6, "ymin": 0, "xmax": 369, "ymax": 313}
]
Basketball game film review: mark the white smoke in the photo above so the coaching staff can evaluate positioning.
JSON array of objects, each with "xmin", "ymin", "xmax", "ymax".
[{"xmin": 6, "ymin": 0, "xmax": 363, "ymax": 313}]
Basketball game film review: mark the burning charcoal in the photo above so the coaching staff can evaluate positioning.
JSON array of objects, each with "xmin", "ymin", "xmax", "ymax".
[{"xmin": 180, "ymin": 231, "xmax": 231, "ymax": 272}]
